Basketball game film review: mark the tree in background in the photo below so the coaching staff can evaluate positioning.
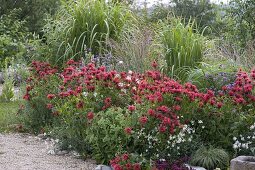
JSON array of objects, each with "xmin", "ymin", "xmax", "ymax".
[
  {"xmin": 150, "ymin": 0, "xmax": 218, "ymax": 34},
  {"xmin": 0, "ymin": 0, "xmax": 61, "ymax": 34},
  {"xmin": 227, "ymin": 0, "xmax": 255, "ymax": 48}
]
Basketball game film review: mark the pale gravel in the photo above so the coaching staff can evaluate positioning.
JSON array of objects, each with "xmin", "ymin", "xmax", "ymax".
[{"xmin": 0, "ymin": 133, "xmax": 97, "ymax": 170}]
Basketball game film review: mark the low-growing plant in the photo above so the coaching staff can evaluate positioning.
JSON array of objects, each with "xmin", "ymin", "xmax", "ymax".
[
  {"xmin": 190, "ymin": 146, "xmax": 230, "ymax": 170},
  {"xmin": 86, "ymin": 107, "xmax": 131, "ymax": 163},
  {"xmin": 186, "ymin": 61, "xmax": 238, "ymax": 92}
]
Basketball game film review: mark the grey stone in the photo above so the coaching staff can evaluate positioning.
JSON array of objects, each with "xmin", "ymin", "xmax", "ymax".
[
  {"xmin": 231, "ymin": 156, "xmax": 255, "ymax": 170},
  {"xmin": 37, "ymin": 134, "xmax": 48, "ymax": 140},
  {"xmin": 95, "ymin": 165, "xmax": 112, "ymax": 170},
  {"xmin": 185, "ymin": 164, "xmax": 206, "ymax": 170},
  {"xmin": 55, "ymin": 150, "xmax": 69, "ymax": 155}
]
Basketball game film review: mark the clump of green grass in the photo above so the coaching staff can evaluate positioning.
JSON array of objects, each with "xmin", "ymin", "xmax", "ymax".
[
  {"xmin": 160, "ymin": 18, "xmax": 206, "ymax": 81},
  {"xmin": 190, "ymin": 146, "xmax": 230, "ymax": 170},
  {"xmin": 42, "ymin": 0, "xmax": 134, "ymax": 66},
  {"xmin": 0, "ymin": 101, "xmax": 21, "ymax": 132}
]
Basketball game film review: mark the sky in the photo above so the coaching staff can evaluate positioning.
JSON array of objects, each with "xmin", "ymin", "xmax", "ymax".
[{"xmin": 135, "ymin": 0, "xmax": 229, "ymax": 7}]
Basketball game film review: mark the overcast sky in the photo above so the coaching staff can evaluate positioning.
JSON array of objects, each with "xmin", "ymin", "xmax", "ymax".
[{"xmin": 135, "ymin": 0, "xmax": 229, "ymax": 7}]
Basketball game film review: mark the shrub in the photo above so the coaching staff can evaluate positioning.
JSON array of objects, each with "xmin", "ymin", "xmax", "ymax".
[
  {"xmin": 86, "ymin": 107, "xmax": 131, "ymax": 163},
  {"xmin": 20, "ymin": 61, "xmax": 60, "ymax": 133},
  {"xmin": 22, "ymin": 60, "xmax": 255, "ymax": 166}
]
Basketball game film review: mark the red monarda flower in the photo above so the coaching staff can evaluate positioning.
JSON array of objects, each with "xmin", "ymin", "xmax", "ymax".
[
  {"xmin": 112, "ymin": 164, "xmax": 123, "ymax": 170},
  {"xmin": 159, "ymin": 125, "xmax": 166, "ymax": 133},
  {"xmin": 122, "ymin": 153, "xmax": 129, "ymax": 161},
  {"xmin": 125, "ymin": 163, "xmax": 132, "ymax": 170},
  {"xmin": 26, "ymin": 85, "xmax": 32, "ymax": 92},
  {"xmin": 46, "ymin": 103, "xmax": 53, "ymax": 109},
  {"xmin": 139, "ymin": 116, "xmax": 148, "ymax": 125},
  {"xmin": 133, "ymin": 163, "xmax": 141, "ymax": 170},
  {"xmin": 104, "ymin": 97, "xmax": 112, "ymax": 104},
  {"xmin": 151, "ymin": 60, "xmax": 158, "ymax": 68},
  {"xmin": 217, "ymin": 102, "xmax": 223, "ymax": 108},
  {"xmin": 76, "ymin": 101, "xmax": 84, "ymax": 109},
  {"xmin": 173, "ymin": 105, "xmax": 181, "ymax": 111},
  {"xmin": 124, "ymin": 127, "xmax": 132, "ymax": 135},
  {"xmin": 128, "ymin": 105, "xmax": 136, "ymax": 112},
  {"xmin": 87, "ymin": 112, "xmax": 94, "ymax": 120},
  {"xmin": 148, "ymin": 109, "xmax": 155, "ymax": 116},
  {"xmin": 47, "ymin": 94, "xmax": 55, "ymax": 100},
  {"xmin": 23, "ymin": 93, "xmax": 30, "ymax": 101}
]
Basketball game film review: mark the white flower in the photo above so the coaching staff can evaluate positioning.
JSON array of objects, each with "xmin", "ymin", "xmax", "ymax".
[
  {"xmin": 198, "ymin": 120, "xmax": 203, "ymax": 124},
  {"xmin": 126, "ymin": 76, "xmax": 132, "ymax": 81},
  {"xmin": 233, "ymin": 144, "xmax": 238, "ymax": 149},
  {"xmin": 233, "ymin": 137, "xmax": 237, "ymax": 141},
  {"xmin": 118, "ymin": 61, "xmax": 123, "ymax": 64},
  {"xmin": 93, "ymin": 92, "xmax": 97, "ymax": 97},
  {"xmin": 118, "ymin": 83, "xmax": 124, "ymax": 87},
  {"xmin": 202, "ymin": 126, "xmax": 205, "ymax": 129},
  {"xmin": 82, "ymin": 92, "xmax": 88, "ymax": 97},
  {"xmin": 128, "ymin": 70, "xmax": 133, "ymax": 75}
]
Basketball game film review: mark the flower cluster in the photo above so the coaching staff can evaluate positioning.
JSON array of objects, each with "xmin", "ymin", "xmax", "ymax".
[
  {"xmin": 110, "ymin": 154, "xmax": 141, "ymax": 170},
  {"xmin": 23, "ymin": 60, "xmax": 255, "ymax": 168},
  {"xmin": 232, "ymin": 122, "xmax": 255, "ymax": 153}
]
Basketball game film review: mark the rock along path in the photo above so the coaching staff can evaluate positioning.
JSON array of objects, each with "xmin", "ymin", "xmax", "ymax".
[{"xmin": 0, "ymin": 133, "xmax": 97, "ymax": 170}]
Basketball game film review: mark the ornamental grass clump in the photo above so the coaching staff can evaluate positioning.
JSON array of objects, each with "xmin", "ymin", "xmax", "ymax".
[
  {"xmin": 190, "ymin": 146, "xmax": 230, "ymax": 170},
  {"xmin": 161, "ymin": 18, "xmax": 206, "ymax": 80},
  {"xmin": 43, "ymin": 0, "xmax": 134, "ymax": 66}
]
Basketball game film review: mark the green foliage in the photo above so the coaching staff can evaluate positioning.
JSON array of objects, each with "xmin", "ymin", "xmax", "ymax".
[
  {"xmin": 42, "ymin": 0, "xmax": 134, "ymax": 66},
  {"xmin": 86, "ymin": 107, "xmax": 131, "ymax": 164},
  {"xmin": 19, "ymin": 75, "xmax": 60, "ymax": 133},
  {"xmin": 0, "ymin": 77, "xmax": 14, "ymax": 102},
  {"xmin": 160, "ymin": 18, "xmax": 205, "ymax": 80},
  {"xmin": 0, "ymin": 9, "xmax": 29, "ymax": 69},
  {"xmin": 172, "ymin": 0, "xmax": 216, "ymax": 30},
  {"xmin": 150, "ymin": 0, "xmax": 217, "ymax": 35},
  {"xmin": 190, "ymin": 146, "xmax": 230, "ymax": 170},
  {"xmin": 187, "ymin": 61, "xmax": 238, "ymax": 91},
  {"xmin": 0, "ymin": 0, "xmax": 61, "ymax": 33},
  {"xmin": 227, "ymin": 0, "xmax": 255, "ymax": 48},
  {"xmin": 0, "ymin": 101, "xmax": 20, "ymax": 132}
]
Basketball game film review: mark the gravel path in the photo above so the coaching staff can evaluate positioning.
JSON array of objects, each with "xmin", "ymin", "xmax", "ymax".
[{"xmin": 0, "ymin": 133, "xmax": 97, "ymax": 170}]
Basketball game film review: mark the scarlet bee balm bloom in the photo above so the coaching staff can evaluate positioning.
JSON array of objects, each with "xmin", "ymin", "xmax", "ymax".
[
  {"xmin": 87, "ymin": 112, "xmax": 94, "ymax": 120},
  {"xmin": 128, "ymin": 105, "xmax": 136, "ymax": 112},
  {"xmin": 124, "ymin": 127, "xmax": 132, "ymax": 135},
  {"xmin": 139, "ymin": 116, "xmax": 148, "ymax": 125},
  {"xmin": 47, "ymin": 94, "xmax": 55, "ymax": 100}
]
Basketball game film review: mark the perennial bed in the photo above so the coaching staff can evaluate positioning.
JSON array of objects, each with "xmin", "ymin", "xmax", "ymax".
[{"xmin": 20, "ymin": 60, "xmax": 255, "ymax": 170}]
